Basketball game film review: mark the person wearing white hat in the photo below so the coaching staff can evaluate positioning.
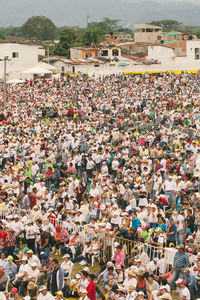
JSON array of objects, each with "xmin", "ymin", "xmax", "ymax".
[
  {"xmin": 11, "ymin": 215, "xmax": 24, "ymax": 249},
  {"xmin": 37, "ymin": 285, "xmax": 54, "ymax": 300},
  {"xmin": 25, "ymin": 220, "xmax": 37, "ymax": 254},
  {"xmin": 109, "ymin": 204, "xmax": 121, "ymax": 228},
  {"xmin": 60, "ymin": 254, "xmax": 73, "ymax": 277},
  {"xmin": 21, "ymin": 262, "xmax": 40, "ymax": 292},
  {"xmin": 159, "ymin": 293, "xmax": 172, "ymax": 300}
]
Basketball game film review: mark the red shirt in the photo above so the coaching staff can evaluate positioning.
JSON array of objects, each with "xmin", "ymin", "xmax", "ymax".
[
  {"xmin": 29, "ymin": 194, "xmax": 36, "ymax": 208},
  {"xmin": 87, "ymin": 281, "xmax": 96, "ymax": 300},
  {"xmin": 0, "ymin": 231, "xmax": 8, "ymax": 247}
]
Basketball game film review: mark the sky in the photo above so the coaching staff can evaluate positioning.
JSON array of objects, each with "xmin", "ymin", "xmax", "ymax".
[{"xmin": 0, "ymin": 0, "xmax": 200, "ymax": 28}]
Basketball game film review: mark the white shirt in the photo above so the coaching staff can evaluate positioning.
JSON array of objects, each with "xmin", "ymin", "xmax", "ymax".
[
  {"xmin": 164, "ymin": 179, "xmax": 176, "ymax": 191},
  {"xmin": 28, "ymin": 255, "xmax": 41, "ymax": 267},
  {"xmin": 11, "ymin": 220, "xmax": 24, "ymax": 236},
  {"xmin": 111, "ymin": 209, "xmax": 121, "ymax": 225},
  {"xmin": 177, "ymin": 287, "xmax": 190, "ymax": 300},
  {"xmin": 123, "ymin": 277, "xmax": 137, "ymax": 289},
  {"xmin": 60, "ymin": 260, "xmax": 73, "ymax": 275},
  {"xmin": 37, "ymin": 291, "xmax": 55, "ymax": 300},
  {"xmin": 177, "ymin": 214, "xmax": 184, "ymax": 232},
  {"xmin": 25, "ymin": 225, "xmax": 37, "ymax": 239}
]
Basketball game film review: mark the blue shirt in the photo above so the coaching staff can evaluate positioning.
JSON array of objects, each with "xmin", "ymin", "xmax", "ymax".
[
  {"xmin": 174, "ymin": 251, "xmax": 190, "ymax": 271},
  {"xmin": 132, "ymin": 217, "xmax": 141, "ymax": 229}
]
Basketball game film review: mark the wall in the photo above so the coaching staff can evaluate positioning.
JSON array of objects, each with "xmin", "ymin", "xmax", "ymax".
[
  {"xmin": 134, "ymin": 32, "xmax": 161, "ymax": 44},
  {"xmin": 70, "ymin": 48, "xmax": 82, "ymax": 59},
  {"xmin": 0, "ymin": 43, "xmax": 45, "ymax": 79},
  {"xmin": 147, "ymin": 46, "xmax": 174, "ymax": 63},
  {"xmin": 186, "ymin": 40, "xmax": 200, "ymax": 61},
  {"xmin": 52, "ymin": 59, "xmax": 200, "ymax": 77}
]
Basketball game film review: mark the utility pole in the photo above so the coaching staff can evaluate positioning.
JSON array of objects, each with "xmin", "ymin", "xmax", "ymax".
[
  {"xmin": 0, "ymin": 56, "xmax": 10, "ymax": 103},
  {"xmin": 87, "ymin": 14, "xmax": 90, "ymax": 28}
]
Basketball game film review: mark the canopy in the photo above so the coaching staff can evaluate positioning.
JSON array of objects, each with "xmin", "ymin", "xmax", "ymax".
[
  {"xmin": 7, "ymin": 79, "xmax": 25, "ymax": 84},
  {"xmin": 23, "ymin": 66, "xmax": 52, "ymax": 75},
  {"xmin": 38, "ymin": 62, "xmax": 56, "ymax": 71}
]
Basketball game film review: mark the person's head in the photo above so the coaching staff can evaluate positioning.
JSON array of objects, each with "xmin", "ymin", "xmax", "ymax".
[
  {"xmin": 52, "ymin": 258, "xmax": 59, "ymax": 269},
  {"xmin": 63, "ymin": 254, "xmax": 70, "ymax": 261},
  {"xmin": 128, "ymin": 227, "xmax": 135, "ymax": 235},
  {"xmin": 108, "ymin": 266, "xmax": 114, "ymax": 274},
  {"xmin": 31, "ymin": 262, "xmax": 37, "ymax": 270},
  {"xmin": 135, "ymin": 259, "xmax": 142, "ymax": 266},
  {"xmin": 81, "ymin": 270, "xmax": 88, "ymax": 279},
  {"xmin": 0, "ymin": 252, "xmax": 5, "ymax": 260},
  {"xmin": 55, "ymin": 290, "xmax": 63, "ymax": 299},
  {"xmin": 148, "ymin": 273, "xmax": 154, "ymax": 284},
  {"xmin": 128, "ymin": 269, "xmax": 135, "ymax": 279},
  {"xmin": 183, "ymin": 268, "xmax": 190, "ymax": 276},
  {"xmin": 39, "ymin": 285, "xmax": 47, "ymax": 295},
  {"xmin": 176, "ymin": 244, "xmax": 185, "ymax": 253},
  {"xmin": 176, "ymin": 279, "xmax": 187, "ymax": 289},
  {"xmin": 21, "ymin": 258, "xmax": 27, "ymax": 264},
  {"xmin": 116, "ymin": 245, "xmax": 122, "ymax": 253},
  {"xmin": 87, "ymin": 273, "xmax": 95, "ymax": 282}
]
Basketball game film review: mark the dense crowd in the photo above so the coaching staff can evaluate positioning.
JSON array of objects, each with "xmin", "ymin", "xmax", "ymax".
[{"xmin": 0, "ymin": 71, "xmax": 199, "ymax": 299}]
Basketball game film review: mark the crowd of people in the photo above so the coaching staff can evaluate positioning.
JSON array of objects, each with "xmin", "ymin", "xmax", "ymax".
[{"xmin": 0, "ymin": 71, "xmax": 199, "ymax": 299}]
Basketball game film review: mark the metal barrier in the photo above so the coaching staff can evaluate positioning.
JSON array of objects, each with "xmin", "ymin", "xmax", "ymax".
[{"xmin": 104, "ymin": 233, "xmax": 167, "ymax": 267}]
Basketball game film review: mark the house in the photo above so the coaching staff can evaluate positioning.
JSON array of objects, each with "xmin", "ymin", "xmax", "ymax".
[
  {"xmin": 147, "ymin": 40, "xmax": 200, "ymax": 69},
  {"xmin": 134, "ymin": 24, "xmax": 163, "ymax": 44},
  {"xmin": 105, "ymin": 34, "xmax": 132, "ymax": 43},
  {"xmin": 70, "ymin": 47, "xmax": 121, "ymax": 60},
  {"xmin": 163, "ymin": 31, "xmax": 190, "ymax": 45},
  {"xmin": 70, "ymin": 47, "xmax": 100, "ymax": 59},
  {"xmin": 0, "ymin": 43, "xmax": 45, "ymax": 79}
]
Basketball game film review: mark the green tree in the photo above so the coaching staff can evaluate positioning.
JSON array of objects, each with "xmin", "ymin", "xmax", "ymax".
[
  {"xmin": 53, "ymin": 27, "xmax": 77, "ymax": 56},
  {"xmin": 149, "ymin": 19, "xmax": 184, "ymax": 32},
  {"xmin": 88, "ymin": 17, "xmax": 120, "ymax": 33},
  {"xmin": 22, "ymin": 16, "xmax": 56, "ymax": 40},
  {"xmin": 196, "ymin": 31, "xmax": 200, "ymax": 39},
  {"xmin": 81, "ymin": 27, "xmax": 105, "ymax": 46},
  {"xmin": 98, "ymin": 17, "xmax": 120, "ymax": 33}
]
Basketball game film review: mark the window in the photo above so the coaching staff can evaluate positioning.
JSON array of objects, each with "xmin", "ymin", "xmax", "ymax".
[
  {"xmin": 61, "ymin": 66, "xmax": 65, "ymax": 72},
  {"xmin": 101, "ymin": 50, "xmax": 108, "ymax": 56},
  {"xmin": 112, "ymin": 49, "xmax": 119, "ymax": 56},
  {"xmin": 86, "ymin": 52, "xmax": 92, "ymax": 58},
  {"xmin": 195, "ymin": 48, "xmax": 200, "ymax": 60},
  {"xmin": 12, "ymin": 52, "xmax": 18, "ymax": 58}
]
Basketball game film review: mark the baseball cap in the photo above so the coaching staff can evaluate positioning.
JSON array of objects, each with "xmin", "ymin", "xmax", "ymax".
[
  {"xmin": 63, "ymin": 254, "xmax": 70, "ymax": 258},
  {"xmin": 55, "ymin": 291, "xmax": 63, "ymax": 296},
  {"xmin": 186, "ymin": 235, "xmax": 193, "ymax": 241},
  {"xmin": 6, "ymin": 255, "xmax": 13, "ymax": 261},
  {"xmin": 39, "ymin": 285, "xmax": 47, "ymax": 292}
]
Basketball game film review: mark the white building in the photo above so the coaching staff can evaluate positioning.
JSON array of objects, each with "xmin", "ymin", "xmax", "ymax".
[
  {"xmin": 147, "ymin": 40, "xmax": 200, "ymax": 70},
  {"xmin": 0, "ymin": 43, "xmax": 45, "ymax": 79}
]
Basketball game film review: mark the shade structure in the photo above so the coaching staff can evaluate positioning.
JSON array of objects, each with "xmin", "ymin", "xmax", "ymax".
[{"xmin": 23, "ymin": 66, "xmax": 52, "ymax": 75}]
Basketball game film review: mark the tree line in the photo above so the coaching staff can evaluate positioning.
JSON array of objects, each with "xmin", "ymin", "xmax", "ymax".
[{"xmin": 0, "ymin": 16, "xmax": 200, "ymax": 58}]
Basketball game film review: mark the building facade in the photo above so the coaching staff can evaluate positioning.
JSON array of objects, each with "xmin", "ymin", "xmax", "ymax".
[
  {"xmin": 0, "ymin": 43, "xmax": 45, "ymax": 79},
  {"xmin": 134, "ymin": 24, "xmax": 163, "ymax": 44}
]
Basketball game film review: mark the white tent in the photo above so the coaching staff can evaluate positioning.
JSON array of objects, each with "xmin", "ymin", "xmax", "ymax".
[
  {"xmin": 7, "ymin": 79, "xmax": 25, "ymax": 84},
  {"xmin": 37, "ymin": 62, "xmax": 56, "ymax": 71},
  {"xmin": 22, "ymin": 66, "xmax": 53, "ymax": 80},
  {"xmin": 23, "ymin": 66, "xmax": 52, "ymax": 75}
]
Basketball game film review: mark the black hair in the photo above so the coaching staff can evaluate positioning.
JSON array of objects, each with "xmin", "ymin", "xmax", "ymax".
[
  {"xmin": 52, "ymin": 258, "xmax": 59, "ymax": 265},
  {"xmin": 81, "ymin": 270, "xmax": 88, "ymax": 277}
]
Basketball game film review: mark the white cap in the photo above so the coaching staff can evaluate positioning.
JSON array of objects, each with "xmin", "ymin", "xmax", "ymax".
[{"xmin": 63, "ymin": 254, "xmax": 70, "ymax": 258}]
